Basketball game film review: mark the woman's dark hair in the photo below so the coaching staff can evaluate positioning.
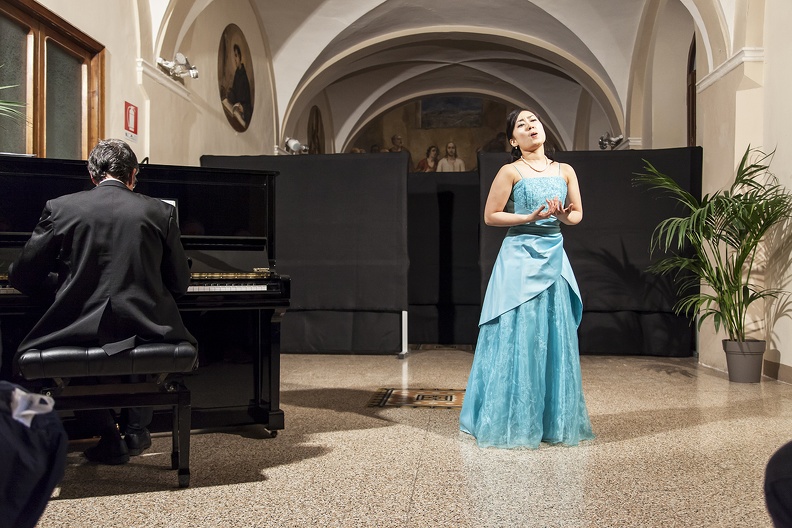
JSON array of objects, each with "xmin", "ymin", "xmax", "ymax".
[
  {"xmin": 426, "ymin": 145, "xmax": 438, "ymax": 157},
  {"xmin": 506, "ymin": 109, "xmax": 522, "ymax": 161},
  {"xmin": 87, "ymin": 139, "xmax": 139, "ymax": 184},
  {"xmin": 505, "ymin": 108, "xmax": 554, "ymax": 162}
]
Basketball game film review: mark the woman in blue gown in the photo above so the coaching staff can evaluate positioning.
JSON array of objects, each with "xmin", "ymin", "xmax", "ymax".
[{"xmin": 459, "ymin": 109, "xmax": 594, "ymax": 449}]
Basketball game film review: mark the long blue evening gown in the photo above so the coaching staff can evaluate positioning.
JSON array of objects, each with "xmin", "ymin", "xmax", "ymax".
[{"xmin": 459, "ymin": 164, "xmax": 594, "ymax": 449}]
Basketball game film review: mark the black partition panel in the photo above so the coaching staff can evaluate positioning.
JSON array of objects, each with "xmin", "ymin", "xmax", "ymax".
[
  {"xmin": 202, "ymin": 153, "xmax": 409, "ymax": 353},
  {"xmin": 478, "ymin": 147, "xmax": 702, "ymax": 357},
  {"xmin": 408, "ymin": 171, "xmax": 480, "ymax": 344}
]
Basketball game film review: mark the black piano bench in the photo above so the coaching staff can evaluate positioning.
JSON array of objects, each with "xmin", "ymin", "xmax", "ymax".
[{"xmin": 14, "ymin": 342, "xmax": 199, "ymax": 488}]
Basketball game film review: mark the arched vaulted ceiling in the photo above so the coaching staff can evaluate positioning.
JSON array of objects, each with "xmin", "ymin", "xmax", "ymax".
[
  {"xmin": 261, "ymin": 0, "xmax": 644, "ymax": 151},
  {"xmin": 156, "ymin": 0, "xmax": 730, "ymax": 151},
  {"xmin": 289, "ymin": 30, "xmax": 622, "ymax": 152}
]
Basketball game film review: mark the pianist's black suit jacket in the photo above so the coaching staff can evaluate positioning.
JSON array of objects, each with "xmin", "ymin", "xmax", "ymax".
[{"xmin": 8, "ymin": 179, "xmax": 196, "ymax": 353}]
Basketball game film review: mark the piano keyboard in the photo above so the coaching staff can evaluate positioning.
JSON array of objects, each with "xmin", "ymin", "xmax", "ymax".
[
  {"xmin": 187, "ymin": 283, "xmax": 270, "ymax": 292},
  {"xmin": 187, "ymin": 270, "xmax": 278, "ymax": 293},
  {"xmin": 2, "ymin": 273, "xmax": 280, "ymax": 295},
  {"xmin": 2, "ymin": 262, "xmax": 288, "ymax": 314},
  {"xmin": 2, "ymin": 284, "xmax": 276, "ymax": 293}
]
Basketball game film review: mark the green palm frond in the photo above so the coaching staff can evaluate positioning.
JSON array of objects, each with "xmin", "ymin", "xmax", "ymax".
[
  {"xmin": 634, "ymin": 146, "xmax": 792, "ymax": 342},
  {"xmin": 0, "ymin": 63, "xmax": 27, "ymax": 123},
  {"xmin": 0, "ymin": 100, "xmax": 26, "ymax": 122}
]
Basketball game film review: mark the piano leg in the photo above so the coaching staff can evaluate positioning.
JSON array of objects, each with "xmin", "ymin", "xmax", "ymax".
[{"xmin": 249, "ymin": 307, "xmax": 285, "ymax": 433}]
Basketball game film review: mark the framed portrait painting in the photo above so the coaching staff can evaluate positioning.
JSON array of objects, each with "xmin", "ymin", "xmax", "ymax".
[{"xmin": 218, "ymin": 24, "xmax": 255, "ymax": 132}]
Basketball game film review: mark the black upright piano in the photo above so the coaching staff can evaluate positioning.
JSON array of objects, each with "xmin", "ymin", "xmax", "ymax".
[{"xmin": 0, "ymin": 155, "xmax": 290, "ymax": 433}]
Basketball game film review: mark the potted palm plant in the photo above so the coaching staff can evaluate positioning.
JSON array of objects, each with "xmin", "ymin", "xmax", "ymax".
[{"xmin": 635, "ymin": 146, "xmax": 792, "ymax": 382}]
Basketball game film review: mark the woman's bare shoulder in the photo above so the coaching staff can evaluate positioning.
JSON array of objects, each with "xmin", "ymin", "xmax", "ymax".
[
  {"xmin": 496, "ymin": 161, "xmax": 522, "ymax": 183},
  {"xmin": 556, "ymin": 161, "xmax": 578, "ymax": 183}
]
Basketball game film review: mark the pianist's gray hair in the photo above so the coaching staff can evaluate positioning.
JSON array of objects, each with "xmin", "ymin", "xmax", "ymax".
[{"xmin": 87, "ymin": 139, "xmax": 139, "ymax": 185}]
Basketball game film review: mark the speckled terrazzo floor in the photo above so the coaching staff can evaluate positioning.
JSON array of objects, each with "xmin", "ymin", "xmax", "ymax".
[{"xmin": 35, "ymin": 349, "xmax": 792, "ymax": 528}]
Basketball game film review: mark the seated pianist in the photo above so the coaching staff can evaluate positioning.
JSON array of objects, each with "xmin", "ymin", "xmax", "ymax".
[{"xmin": 8, "ymin": 138, "xmax": 197, "ymax": 465}]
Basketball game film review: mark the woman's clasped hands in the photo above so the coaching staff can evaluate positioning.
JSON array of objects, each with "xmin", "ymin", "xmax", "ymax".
[{"xmin": 528, "ymin": 196, "xmax": 574, "ymax": 222}]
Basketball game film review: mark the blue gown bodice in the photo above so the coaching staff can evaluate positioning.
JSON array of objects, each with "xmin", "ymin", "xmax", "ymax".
[{"xmin": 478, "ymin": 173, "xmax": 582, "ymax": 326}]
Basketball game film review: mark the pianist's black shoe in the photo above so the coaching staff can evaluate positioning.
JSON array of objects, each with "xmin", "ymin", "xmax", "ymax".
[
  {"xmin": 84, "ymin": 434, "xmax": 130, "ymax": 465},
  {"xmin": 125, "ymin": 429, "xmax": 152, "ymax": 456}
]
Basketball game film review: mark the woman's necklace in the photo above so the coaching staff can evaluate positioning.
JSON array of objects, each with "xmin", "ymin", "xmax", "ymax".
[{"xmin": 521, "ymin": 155, "xmax": 551, "ymax": 172}]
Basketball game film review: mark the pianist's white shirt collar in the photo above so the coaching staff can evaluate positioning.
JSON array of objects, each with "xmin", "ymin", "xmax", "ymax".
[
  {"xmin": 98, "ymin": 176, "xmax": 124, "ymax": 185},
  {"xmin": 97, "ymin": 175, "xmax": 135, "ymax": 191}
]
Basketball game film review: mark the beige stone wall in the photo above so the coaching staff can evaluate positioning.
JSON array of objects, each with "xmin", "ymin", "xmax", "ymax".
[
  {"xmin": 762, "ymin": 0, "xmax": 792, "ymax": 379},
  {"xmin": 693, "ymin": 0, "xmax": 792, "ymax": 380},
  {"xmin": 37, "ymin": 0, "xmax": 277, "ymax": 166},
  {"xmin": 695, "ymin": 63, "xmax": 751, "ymax": 373},
  {"xmin": 650, "ymin": 0, "xmax": 694, "ymax": 149}
]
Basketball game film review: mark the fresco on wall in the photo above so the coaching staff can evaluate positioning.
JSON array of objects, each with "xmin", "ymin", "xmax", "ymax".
[
  {"xmin": 218, "ymin": 24, "xmax": 254, "ymax": 132},
  {"xmin": 420, "ymin": 96, "xmax": 482, "ymax": 129}
]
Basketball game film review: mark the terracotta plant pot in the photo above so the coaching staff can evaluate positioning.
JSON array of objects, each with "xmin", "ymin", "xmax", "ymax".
[{"xmin": 722, "ymin": 339, "xmax": 766, "ymax": 383}]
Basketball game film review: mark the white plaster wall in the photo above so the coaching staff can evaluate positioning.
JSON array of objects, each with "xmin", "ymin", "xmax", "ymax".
[
  {"xmin": 172, "ymin": 3, "xmax": 275, "ymax": 164},
  {"xmin": 641, "ymin": 28, "xmax": 655, "ymax": 150},
  {"xmin": 651, "ymin": 0, "xmax": 693, "ymax": 149},
  {"xmin": 695, "ymin": 65, "xmax": 743, "ymax": 373},
  {"xmin": 36, "ymin": 0, "xmax": 277, "ymax": 166},
  {"xmin": 762, "ymin": 0, "xmax": 792, "ymax": 372}
]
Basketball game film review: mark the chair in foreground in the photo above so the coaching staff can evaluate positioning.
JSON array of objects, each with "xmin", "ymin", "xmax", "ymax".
[{"xmin": 14, "ymin": 341, "xmax": 198, "ymax": 488}]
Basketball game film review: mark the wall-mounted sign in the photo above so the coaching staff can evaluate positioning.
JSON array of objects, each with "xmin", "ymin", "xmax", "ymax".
[{"xmin": 124, "ymin": 102, "xmax": 138, "ymax": 142}]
